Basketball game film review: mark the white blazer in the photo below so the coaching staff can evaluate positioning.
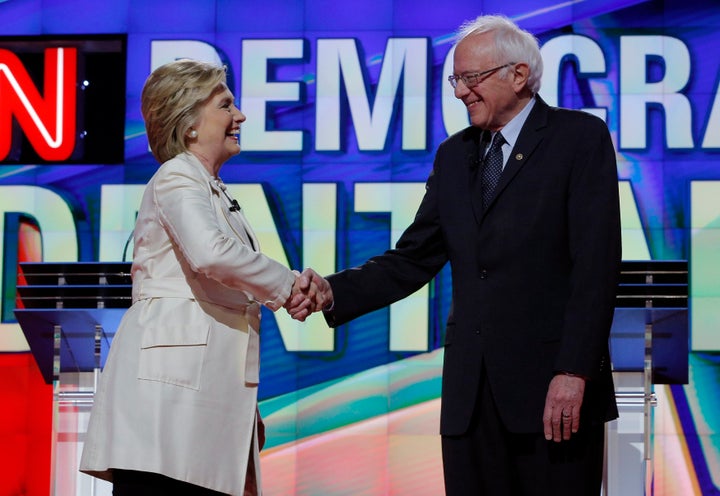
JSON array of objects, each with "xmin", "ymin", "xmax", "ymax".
[{"xmin": 80, "ymin": 152, "xmax": 295, "ymax": 495}]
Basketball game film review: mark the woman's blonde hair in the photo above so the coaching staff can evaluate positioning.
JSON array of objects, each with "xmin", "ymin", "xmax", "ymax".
[{"xmin": 141, "ymin": 59, "xmax": 228, "ymax": 163}]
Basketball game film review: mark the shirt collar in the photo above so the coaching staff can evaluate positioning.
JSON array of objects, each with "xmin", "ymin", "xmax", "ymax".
[{"xmin": 495, "ymin": 96, "xmax": 536, "ymax": 150}]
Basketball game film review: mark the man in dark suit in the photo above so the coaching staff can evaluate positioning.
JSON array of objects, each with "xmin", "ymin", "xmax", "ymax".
[{"xmin": 289, "ymin": 14, "xmax": 621, "ymax": 495}]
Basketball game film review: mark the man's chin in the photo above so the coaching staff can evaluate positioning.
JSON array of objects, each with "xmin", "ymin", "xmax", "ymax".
[
  {"xmin": 470, "ymin": 118, "xmax": 488, "ymax": 129},
  {"xmin": 468, "ymin": 111, "xmax": 488, "ymax": 128}
]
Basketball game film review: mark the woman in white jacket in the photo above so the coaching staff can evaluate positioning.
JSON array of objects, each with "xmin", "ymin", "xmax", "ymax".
[{"xmin": 80, "ymin": 59, "xmax": 311, "ymax": 495}]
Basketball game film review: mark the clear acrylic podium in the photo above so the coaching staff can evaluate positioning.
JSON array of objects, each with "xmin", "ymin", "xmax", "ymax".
[
  {"xmin": 605, "ymin": 260, "xmax": 688, "ymax": 496},
  {"xmin": 15, "ymin": 262, "xmax": 132, "ymax": 496}
]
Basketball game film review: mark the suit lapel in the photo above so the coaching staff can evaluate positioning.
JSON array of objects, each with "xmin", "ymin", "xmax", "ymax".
[
  {"xmin": 482, "ymin": 97, "xmax": 550, "ymax": 214},
  {"xmin": 208, "ymin": 179, "xmax": 259, "ymax": 251},
  {"xmin": 232, "ymin": 208, "xmax": 260, "ymax": 251},
  {"xmin": 461, "ymin": 127, "xmax": 486, "ymax": 225}
]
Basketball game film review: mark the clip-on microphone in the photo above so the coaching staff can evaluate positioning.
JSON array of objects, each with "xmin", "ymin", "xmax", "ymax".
[{"xmin": 216, "ymin": 180, "xmax": 241, "ymax": 212}]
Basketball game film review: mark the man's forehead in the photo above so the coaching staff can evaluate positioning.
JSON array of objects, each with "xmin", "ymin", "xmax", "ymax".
[{"xmin": 453, "ymin": 38, "xmax": 493, "ymax": 68}]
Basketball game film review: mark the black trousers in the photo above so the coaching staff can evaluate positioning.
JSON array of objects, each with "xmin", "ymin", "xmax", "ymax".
[
  {"xmin": 112, "ymin": 469, "xmax": 229, "ymax": 496},
  {"xmin": 441, "ymin": 369, "xmax": 605, "ymax": 496}
]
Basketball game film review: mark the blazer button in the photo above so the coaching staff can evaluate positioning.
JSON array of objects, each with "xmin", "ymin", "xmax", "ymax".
[{"xmin": 480, "ymin": 269, "xmax": 488, "ymax": 279}]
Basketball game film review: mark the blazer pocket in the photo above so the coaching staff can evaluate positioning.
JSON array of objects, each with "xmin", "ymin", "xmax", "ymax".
[{"xmin": 138, "ymin": 325, "xmax": 210, "ymax": 390}]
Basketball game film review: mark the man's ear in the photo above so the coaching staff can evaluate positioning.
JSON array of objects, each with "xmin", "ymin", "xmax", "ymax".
[{"xmin": 511, "ymin": 63, "xmax": 530, "ymax": 92}]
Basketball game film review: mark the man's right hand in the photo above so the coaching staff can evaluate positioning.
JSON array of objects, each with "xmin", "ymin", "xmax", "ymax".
[{"xmin": 285, "ymin": 268, "xmax": 334, "ymax": 321}]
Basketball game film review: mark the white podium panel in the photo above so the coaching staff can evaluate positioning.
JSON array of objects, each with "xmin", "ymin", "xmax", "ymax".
[
  {"xmin": 605, "ymin": 372, "xmax": 652, "ymax": 496},
  {"xmin": 53, "ymin": 372, "xmax": 112, "ymax": 496}
]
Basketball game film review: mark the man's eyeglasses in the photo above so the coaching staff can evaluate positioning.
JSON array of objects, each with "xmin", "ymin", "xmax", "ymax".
[{"xmin": 447, "ymin": 63, "xmax": 515, "ymax": 89}]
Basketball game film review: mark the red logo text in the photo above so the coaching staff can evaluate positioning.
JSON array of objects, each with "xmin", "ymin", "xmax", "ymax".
[{"xmin": 0, "ymin": 47, "xmax": 77, "ymax": 161}]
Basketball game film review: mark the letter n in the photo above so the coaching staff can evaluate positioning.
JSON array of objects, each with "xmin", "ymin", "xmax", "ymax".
[{"xmin": 0, "ymin": 47, "xmax": 77, "ymax": 161}]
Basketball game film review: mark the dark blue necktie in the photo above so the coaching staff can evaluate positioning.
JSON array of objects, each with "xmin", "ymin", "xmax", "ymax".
[{"xmin": 482, "ymin": 132, "xmax": 505, "ymax": 208}]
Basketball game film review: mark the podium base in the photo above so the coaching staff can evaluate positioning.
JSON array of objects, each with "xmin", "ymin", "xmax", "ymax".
[
  {"xmin": 52, "ymin": 371, "xmax": 111, "ymax": 496},
  {"xmin": 604, "ymin": 371, "xmax": 651, "ymax": 496}
]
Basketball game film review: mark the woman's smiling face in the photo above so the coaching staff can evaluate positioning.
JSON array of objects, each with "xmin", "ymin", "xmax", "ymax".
[{"xmin": 189, "ymin": 84, "xmax": 246, "ymax": 174}]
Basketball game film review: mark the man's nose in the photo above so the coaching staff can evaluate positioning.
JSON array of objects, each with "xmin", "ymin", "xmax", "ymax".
[{"xmin": 453, "ymin": 79, "xmax": 470, "ymax": 99}]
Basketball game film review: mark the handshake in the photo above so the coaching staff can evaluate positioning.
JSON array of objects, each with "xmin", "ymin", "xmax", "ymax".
[{"xmin": 284, "ymin": 268, "xmax": 334, "ymax": 322}]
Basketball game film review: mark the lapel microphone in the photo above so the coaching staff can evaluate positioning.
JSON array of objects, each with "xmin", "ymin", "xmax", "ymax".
[
  {"xmin": 212, "ymin": 178, "xmax": 256, "ymax": 250},
  {"xmin": 227, "ymin": 196, "xmax": 241, "ymax": 212},
  {"xmin": 215, "ymin": 179, "xmax": 241, "ymax": 212}
]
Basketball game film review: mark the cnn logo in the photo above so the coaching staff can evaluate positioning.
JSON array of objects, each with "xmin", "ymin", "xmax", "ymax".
[{"xmin": 0, "ymin": 47, "xmax": 77, "ymax": 162}]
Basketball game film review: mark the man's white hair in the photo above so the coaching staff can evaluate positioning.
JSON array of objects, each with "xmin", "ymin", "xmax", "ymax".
[{"xmin": 455, "ymin": 14, "xmax": 543, "ymax": 94}]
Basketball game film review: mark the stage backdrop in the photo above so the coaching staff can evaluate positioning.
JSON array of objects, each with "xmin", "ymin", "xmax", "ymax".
[{"xmin": 1, "ymin": 0, "xmax": 719, "ymax": 494}]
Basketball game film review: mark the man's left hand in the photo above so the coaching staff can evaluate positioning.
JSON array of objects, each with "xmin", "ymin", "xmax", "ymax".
[{"xmin": 542, "ymin": 373, "xmax": 586, "ymax": 442}]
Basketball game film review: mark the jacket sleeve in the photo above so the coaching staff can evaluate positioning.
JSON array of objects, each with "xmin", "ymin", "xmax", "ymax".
[
  {"xmin": 325, "ymin": 160, "xmax": 449, "ymax": 327},
  {"xmin": 152, "ymin": 160, "xmax": 295, "ymax": 311},
  {"xmin": 555, "ymin": 115, "xmax": 622, "ymax": 379}
]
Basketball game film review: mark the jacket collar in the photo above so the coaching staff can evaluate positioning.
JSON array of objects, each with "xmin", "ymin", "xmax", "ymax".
[{"xmin": 469, "ymin": 96, "xmax": 549, "ymax": 222}]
